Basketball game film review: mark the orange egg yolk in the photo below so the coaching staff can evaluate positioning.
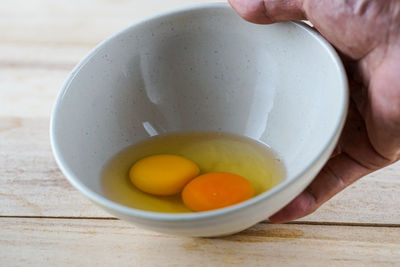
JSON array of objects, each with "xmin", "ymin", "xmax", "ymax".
[
  {"xmin": 182, "ymin": 172, "xmax": 254, "ymax": 212},
  {"xmin": 129, "ymin": 154, "xmax": 200, "ymax": 196}
]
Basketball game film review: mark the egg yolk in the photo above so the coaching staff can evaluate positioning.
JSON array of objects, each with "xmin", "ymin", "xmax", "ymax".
[
  {"xmin": 182, "ymin": 172, "xmax": 254, "ymax": 212},
  {"xmin": 129, "ymin": 154, "xmax": 200, "ymax": 196}
]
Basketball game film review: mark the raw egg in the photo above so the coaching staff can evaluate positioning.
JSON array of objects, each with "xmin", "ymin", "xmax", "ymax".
[
  {"xmin": 129, "ymin": 154, "xmax": 200, "ymax": 196},
  {"xmin": 102, "ymin": 132, "xmax": 285, "ymax": 213},
  {"xmin": 182, "ymin": 172, "xmax": 254, "ymax": 211}
]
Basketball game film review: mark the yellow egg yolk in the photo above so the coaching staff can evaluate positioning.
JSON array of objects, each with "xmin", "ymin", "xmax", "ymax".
[
  {"xmin": 129, "ymin": 154, "xmax": 200, "ymax": 196},
  {"xmin": 182, "ymin": 172, "xmax": 254, "ymax": 212}
]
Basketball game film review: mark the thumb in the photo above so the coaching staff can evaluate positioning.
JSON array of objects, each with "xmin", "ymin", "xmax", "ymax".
[{"xmin": 228, "ymin": 0, "xmax": 306, "ymax": 24}]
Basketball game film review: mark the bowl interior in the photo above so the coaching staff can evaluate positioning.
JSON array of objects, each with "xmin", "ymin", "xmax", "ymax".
[{"xmin": 52, "ymin": 5, "xmax": 347, "ymax": 203}]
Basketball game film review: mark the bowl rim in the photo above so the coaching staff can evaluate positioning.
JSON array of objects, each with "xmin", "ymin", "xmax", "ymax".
[{"xmin": 50, "ymin": 2, "xmax": 349, "ymax": 222}]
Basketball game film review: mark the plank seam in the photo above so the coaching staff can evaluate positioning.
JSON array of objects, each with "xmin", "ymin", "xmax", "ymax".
[
  {"xmin": 1, "ymin": 215, "xmax": 399, "ymax": 227},
  {"xmin": 263, "ymin": 220, "xmax": 400, "ymax": 228}
]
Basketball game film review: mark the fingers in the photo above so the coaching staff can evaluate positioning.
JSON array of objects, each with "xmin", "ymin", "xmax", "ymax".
[
  {"xmin": 330, "ymin": 144, "xmax": 341, "ymax": 158},
  {"xmin": 269, "ymin": 153, "xmax": 371, "ymax": 223},
  {"xmin": 365, "ymin": 53, "xmax": 400, "ymax": 161},
  {"xmin": 269, "ymin": 101, "xmax": 392, "ymax": 223},
  {"xmin": 228, "ymin": 0, "xmax": 306, "ymax": 24}
]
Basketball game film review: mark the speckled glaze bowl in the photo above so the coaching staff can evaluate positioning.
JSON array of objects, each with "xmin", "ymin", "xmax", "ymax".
[{"xmin": 50, "ymin": 3, "xmax": 348, "ymax": 236}]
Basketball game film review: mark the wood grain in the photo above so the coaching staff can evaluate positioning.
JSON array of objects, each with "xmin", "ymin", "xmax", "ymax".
[
  {"xmin": 0, "ymin": 43, "xmax": 89, "ymax": 70},
  {"xmin": 0, "ymin": 0, "xmax": 224, "ymax": 45},
  {"xmin": 1, "ymin": 0, "xmax": 400, "ymax": 264},
  {"xmin": 1, "ymin": 218, "xmax": 399, "ymax": 266},
  {"xmin": 0, "ymin": 117, "xmax": 108, "ymax": 217},
  {"xmin": 0, "ymin": 68, "xmax": 69, "ymax": 117},
  {"xmin": 1, "ymin": 117, "xmax": 399, "ymax": 223}
]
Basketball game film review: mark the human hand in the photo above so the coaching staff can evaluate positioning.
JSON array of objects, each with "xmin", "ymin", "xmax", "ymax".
[{"xmin": 229, "ymin": 0, "xmax": 400, "ymax": 223}]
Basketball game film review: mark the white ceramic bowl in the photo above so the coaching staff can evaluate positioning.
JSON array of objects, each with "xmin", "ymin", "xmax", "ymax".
[{"xmin": 50, "ymin": 3, "xmax": 348, "ymax": 237}]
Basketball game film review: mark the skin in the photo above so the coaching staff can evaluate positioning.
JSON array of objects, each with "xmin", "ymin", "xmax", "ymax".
[{"xmin": 228, "ymin": 0, "xmax": 400, "ymax": 223}]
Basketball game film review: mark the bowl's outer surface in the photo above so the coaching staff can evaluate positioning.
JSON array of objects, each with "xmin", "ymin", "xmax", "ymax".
[{"xmin": 51, "ymin": 3, "xmax": 348, "ymax": 236}]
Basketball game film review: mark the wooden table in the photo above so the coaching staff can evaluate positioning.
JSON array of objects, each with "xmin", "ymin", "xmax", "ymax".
[{"xmin": 1, "ymin": 0, "xmax": 400, "ymax": 265}]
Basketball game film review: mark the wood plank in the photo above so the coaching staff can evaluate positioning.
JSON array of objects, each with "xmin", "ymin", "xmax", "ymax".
[
  {"xmin": 0, "ymin": 18, "xmax": 129, "ymax": 46},
  {"xmin": 1, "ymin": 218, "xmax": 399, "ymax": 266},
  {"xmin": 303, "ymin": 167, "xmax": 400, "ymax": 223},
  {"xmin": 0, "ymin": 117, "xmax": 108, "ymax": 217},
  {"xmin": 0, "ymin": 0, "xmax": 224, "ymax": 18},
  {"xmin": 0, "ymin": 0, "xmax": 224, "ymax": 45},
  {"xmin": 3, "ymin": 1, "xmax": 399, "ymax": 265},
  {"xmin": 1, "ymin": 117, "xmax": 400, "ymax": 224},
  {"xmin": 0, "ymin": 68, "xmax": 69, "ymax": 117},
  {"xmin": 0, "ymin": 43, "xmax": 89, "ymax": 69}
]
